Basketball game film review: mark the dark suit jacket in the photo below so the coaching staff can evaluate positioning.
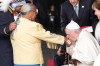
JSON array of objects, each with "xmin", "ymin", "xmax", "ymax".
[
  {"xmin": 60, "ymin": 0, "xmax": 98, "ymax": 33},
  {"xmin": 0, "ymin": 10, "xmax": 14, "ymax": 66}
]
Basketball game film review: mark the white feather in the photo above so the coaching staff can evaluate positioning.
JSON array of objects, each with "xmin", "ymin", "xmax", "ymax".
[{"xmin": 0, "ymin": 0, "xmax": 13, "ymax": 12}]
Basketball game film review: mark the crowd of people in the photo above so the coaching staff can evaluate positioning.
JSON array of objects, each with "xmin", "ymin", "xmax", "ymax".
[{"xmin": 0, "ymin": 0, "xmax": 100, "ymax": 66}]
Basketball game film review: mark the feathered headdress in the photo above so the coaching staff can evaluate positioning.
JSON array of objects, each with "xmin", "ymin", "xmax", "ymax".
[{"xmin": 0, "ymin": 0, "xmax": 13, "ymax": 12}]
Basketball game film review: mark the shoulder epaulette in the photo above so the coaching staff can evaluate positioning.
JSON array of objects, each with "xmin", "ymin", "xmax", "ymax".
[{"xmin": 8, "ymin": 6, "xmax": 14, "ymax": 14}]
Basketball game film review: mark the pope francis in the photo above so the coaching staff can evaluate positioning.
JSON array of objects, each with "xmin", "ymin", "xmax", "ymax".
[
  {"xmin": 65, "ymin": 20, "xmax": 100, "ymax": 66},
  {"xmin": 11, "ymin": 3, "xmax": 64, "ymax": 66}
]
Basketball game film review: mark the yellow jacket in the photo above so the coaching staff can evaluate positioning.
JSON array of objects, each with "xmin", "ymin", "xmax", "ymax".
[{"xmin": 11, "ymin": 17, "xmax": 64, "ymax": 65}]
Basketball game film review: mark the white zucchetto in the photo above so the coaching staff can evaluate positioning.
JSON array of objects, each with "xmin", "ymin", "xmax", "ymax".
[{"xmin": 66, "ymin": 20, "xmax": 80, "ymax": 29}]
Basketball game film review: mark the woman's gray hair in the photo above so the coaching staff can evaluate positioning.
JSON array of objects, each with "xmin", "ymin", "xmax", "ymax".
[{"xmin": 21, "ymin": 3, "xmax": 36, "ymax": 15}]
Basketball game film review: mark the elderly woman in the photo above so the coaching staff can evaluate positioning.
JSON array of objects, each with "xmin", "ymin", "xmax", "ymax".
[
  {"xmin": 92, "ymin": 0, "xmax": 100, "ymax": 66},
  {"xmin": 11, "ymin": 3, "xmax": 64, "ymax": 66}
]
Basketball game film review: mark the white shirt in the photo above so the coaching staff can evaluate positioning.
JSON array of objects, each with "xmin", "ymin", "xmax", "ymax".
[{"xmin": 73, "ymin": 2, "xmax": 79, "ymax": 16}]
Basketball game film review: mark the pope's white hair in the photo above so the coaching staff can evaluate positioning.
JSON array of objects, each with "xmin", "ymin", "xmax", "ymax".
[{"xmin": 0, "ymin": 0, "xmax": 13, "ymax": 12}]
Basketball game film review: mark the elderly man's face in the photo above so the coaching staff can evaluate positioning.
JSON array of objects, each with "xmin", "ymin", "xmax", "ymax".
[
  {"xmin": 65, "ymin": 29, "xmax": 77, "ymax": 42},
  {"xmin": 69, "ymin": 0, "xmax": 79, "ymax": 6},
  {"xmin": 29, "ymin": 8, "xmax": 37, "ymax": 21}
]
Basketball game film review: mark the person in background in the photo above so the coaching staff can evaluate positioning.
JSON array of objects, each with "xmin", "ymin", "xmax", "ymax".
[
  {"xmin": 10, "ymin": 0, "xmax": 26, "ymax": 21},
  {"xmin": 0, "ymin": 0, "xmax": 17, "ymax": 66},
  {"xmin": 54, "ymin": 43, "xmax": 71, "ymax": 66},
  {"xmin": 92, "ymin": 0, "xmax": 100, "ymax": 66},
  {"xmin": 65, "ymin": 20, "xmax": 100, "ymax": 66},
  {"xmin": 11, "ymin": 3, "xmax": 65, "ymax": 66},
  {"xmin": 92, "ymin": 0, "xmax": 100, "ymax": 45},
  {"xmin": 47, "ymin": 5, "xmax": 58, "ymax": 33},
  {"xmin": 54, "ymin": 43, "xmax": 66, "ymax": 66},
  {"xmin": 60, "ymin": 0, "xmax": 98, "ymax": 36}
]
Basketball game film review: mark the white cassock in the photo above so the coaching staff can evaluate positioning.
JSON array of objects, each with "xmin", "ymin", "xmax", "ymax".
[
  {"xmin": 67, "ymin": 30, "xmax": 100, "ymax": 66},
  {"xmin": 93, "ymin": 53, "xmax": 100, "ymax": 66},
  {"xmin": 95, "ymin": 21, "xmax": 100, "ymax": 45}
]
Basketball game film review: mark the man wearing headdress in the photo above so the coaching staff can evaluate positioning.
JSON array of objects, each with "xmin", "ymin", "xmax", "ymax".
[{"xmin": 10, "ymin": 0, "xmax": 26, "ymax": 21}]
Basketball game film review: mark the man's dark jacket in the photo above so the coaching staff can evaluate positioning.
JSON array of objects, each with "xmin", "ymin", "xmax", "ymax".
[
  {"xmin": 0, "ymin": 10, "xmax": 14, "ymax": 66},
  {"xmin": 60, "ymin": 0, "xmax": 98, "ymax": 35}
]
